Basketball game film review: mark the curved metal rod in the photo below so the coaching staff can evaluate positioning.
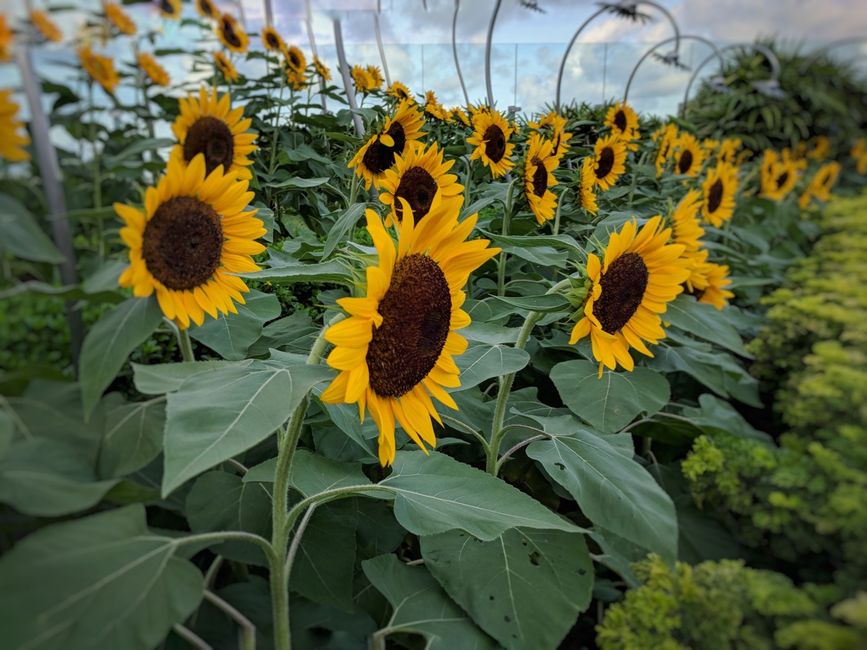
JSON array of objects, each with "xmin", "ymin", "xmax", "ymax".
[
  {"xmin": 304, "ymin": 0, "xmax": 326, "ymax": 111},
  {"xmin": 799, "ymin": 36, "xmax": 867, "ymax": 73},
  {"xmin": 332, "ymin": 17, "xmax": 365, "ymax": 137},
  {"xmin": 452, "ymin": 0, "xmax": 469, "ymax": 105},
  {"xmin": 373, "ymin": 7, "xmax": 392, "ymax": 87},
  {"xmin": 623, "ymin": 34, "xmax": 723, "ymax": 104},
  {"xmin": 484, "ymin": 0, "xmax": 503, "ymax": 107}
]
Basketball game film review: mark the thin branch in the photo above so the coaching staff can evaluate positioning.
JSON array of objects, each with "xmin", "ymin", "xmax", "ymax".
[
  {"xmin": 495, "ymin": 434, "xmax": 546, "ymax": 473},
  {"xmin": 204, "ymin": 590, "xmax": 256, "ymax": 650},
  {"xmin": 173, "ymin": 624, "xmax": 213, "ymax": 650},
  {"xmin": 285, "ymin": 504, "xmax": 317, "ymax": 574}
]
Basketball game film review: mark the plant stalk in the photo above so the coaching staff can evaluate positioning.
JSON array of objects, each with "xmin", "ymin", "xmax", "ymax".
[{"xmin": 496, "ymin": 180, "xmax": 516, "ymax": 296}]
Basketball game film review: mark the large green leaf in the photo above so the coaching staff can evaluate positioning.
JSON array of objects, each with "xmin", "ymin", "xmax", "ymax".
[
  {"xmin": 98, "ymin": 397, "xmax": 166, "ymax": 478},
  {"xmin": 362, "ymin": 554, "xmax": 497, "ymax": 650},
  {"xmin": 422, "ymin": 528, "xmax": 593, "ymax": 650},
  {"xmin": 526, "ymin": 431, "xmax": 678, "ymax": 563},
  {"xmin": 550, "ymin": 360, "xmax": 670, "ymax": 433},
  {"xmin": 244, "ymin": 449, "xmax": 371, "ymax": 497},
  {"xmin": 80, "ymin": 297, "xmax": 163, "ymax": 418},
  {"xmin": 455, "ymin": 344, "xmax": 530, "ymax": 391},
  {"xmin": 0, "ymin": 192, "xmax": 64, "ymax": 263},
  {"xmin": 243, "ymin": 260, "xmax": 352, "ymax": 284},
  {"xmin": 162, "ymin": 361, "xmax": 332, "ymax": 495},
  {"xmin": 665, "ymin": 295, "xmax": 752, "ymax": 357},
  {"xmin": 132, "ymin": 359, "xmax": 250, "ymax": 394},
  {"xmin": 0, "ymin": 505, "xmax": 202, "ymax": 650},
  {"xmin": 380, "ymin": 451, "xmax": 582, "ymax": 540},
  {"xmin": 323, "ymin": 203, "xmax": 366, "ymax": 258},
  {"xmin": 189, "ymin": 290, "xmax": 281, "ymax": 360}
]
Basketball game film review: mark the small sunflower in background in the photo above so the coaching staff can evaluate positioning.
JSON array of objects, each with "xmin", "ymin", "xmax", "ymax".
[
  {"xmin": 716, "ymin": 137, "xmax": 741, "ymax": 165},
  {"xmin": 116, "ymin": 155, "xmax": 266, "ymax": 329},
  {"xmin": 283, "ymin": 45, "xmax": 306, "ymax": 74},
  {"xmin": 851, "ymin": 138, "xmax": 867, "ymax": 174},
  {"xmin": 321, "ymin": 207, "xmax": 499, "ymax": 466},
  {"xmin": 701, "ymin": 138, "xmax": 719, "ymax": 159},
  {"xmin": 261, "ymin": 26, "xmax": 285, "ymax": 54},
  {"xmin": 670, "ymin": 190, "xmax": 705, "ymax": 254},
  {"xmin": 158, "ymin": 0, "xmax": 182, "ymax": 20},
  {"xmin": 701, "ymin": 161, "xmax": 738, "ymax": 227},
  {"xmin": 760, "ymin": 149, "xmax": 803, "ymax": 201},
  {"xmin": 349, "ymin": 100, "xmax": 426, "ymax": 190},
  {"xmin": 217, "ymin": 13, "xmax": 248, "ymax": 54},
  {"xmin": 423, "ymin": 90, "xmax": 448, "ymax": 121},
  {"xmin": 467, "ymin": 109, "xmax": 514, "ymax": 178},
  {"xmin": 195, "ymin": 0, "xmax": 219, "ymax": 20},
  {"xmin": 673, "ymin": 133, "xmax": 704, "ymax": 177},
  {"xmin": 366, "ymin": 65, "xmax": 384, "ymax": 91},
  {"xmin": 137, "ymin": 52, "xmax": 170, "ymax": 86},
  {"xmin": 449, "ymin": 106, "xmax": 471, "ymax": 127},
  {"xmin": 379, "ymin": 141, "xmax": 463, "ymax": 227},
  {"xmin": 105, "ymin": 3, "xmax": 137, "ymax": 36},
  {"xmin": 531, "ymin": 111, "xmax": 572, "ymax": 164},
  {"xmin": 685, "ymin": 251, "xmax": 734, "ymax": 310},
  {"xmin": 386, "ymin": 81, "xmax": 412, "ymax": 103},
  {"xmin": 651, "ymin": 123, "xmax": 678, "ymax": 176},
  {"xmin": 0, "ymin": 91, "xmax": 31, "ymax": 162},
  {"xmin": 214, "ymin": 51, "xmax": 239, "ymax": 83},
  {"xmin": 0, "ymin": 15, "xmax": 12, "ymax": 62},
  {"xmin": 522, "ymin": 133, "xmax": 559, "ymax": 226},
  {"xmin": 806, "ymin": 135, "xmax": 830, "ymax": 161},
  {"xmin": 569, "ymin": 217, "xmax": 690, "ymax": 375},
  {"xmin": 284, "ymin": 65, "xmax": 307, "ymax": 91},
  {"xmin": 30, "ymin": 10, "xmax": 62, "ymax": 42},
  {"xmin": 171, "ymin": 87, "xmax": 258, "ymax": 179},
  {"xmin": 590, "ymin": 134, "xmax": 626, "ymax": 191},
  {"xmin": 799, "ymin": 161, "xmax": 841, "ymax": 209},
  {"xmin": 78, "ymin": 46, "xmax": 119, "ymax": 94},
  {"xmin": 351, "ymin": 65, "xmax": 374, "ymax": 93},
  {"xmin": 576, "ymin": 157, "xmax": 598, "ymax": 215},
  {"xmin": 604, "ymin": 101, "xmax": 639, "ymax": 151},
  {"xmin": 313, "ymin": 56, "xmax": 331, "ymax": 81}
]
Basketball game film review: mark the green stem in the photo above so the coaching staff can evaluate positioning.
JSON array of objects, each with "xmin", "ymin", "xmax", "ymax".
[
  {"xmin": 176, "ymin": 328, "xmax": 195, "ymax": 362},
  {"xmin": 88, "ymin": 82, "xmax": 104, "ymax": 261},
  {"xmin": 268, "ymin": 74, "xmax": 287, "ymax": 175},
  {"xmin": 346, "ymin": 174, "xmax": 359, "ymax": 209},
  {"xmin": 496, "ymin": 180, "xmax": 516, "ymax": 297},
  {"xmin": 552, "ymin": 187, "xmax": 570, "ymax": 236},
  {"xmin": 174, "ymin": 531, "xmax": 276, "ymax": 563}
]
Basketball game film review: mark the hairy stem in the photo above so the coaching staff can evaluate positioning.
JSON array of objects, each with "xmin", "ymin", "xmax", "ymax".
[{"xmin": 496, "ymin": 180, "xmax": 516, "ymax": 297}]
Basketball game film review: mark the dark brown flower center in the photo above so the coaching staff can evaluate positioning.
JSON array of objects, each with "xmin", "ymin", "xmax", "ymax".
[
  {"xmin": 200, "ymin": 0, "xmax": 215, "ymax": 16},
  {"xmin": 707, "ymin": 178, "xmax": 723, "ymax": 213},
  {"xmin": 594, "ymin": 252, "xmax": 648, "ymax": 334},
  {"xmin": 613, "ymin": 109, "xmax": 627, "ymax": 132},
  {"xmin": 142, "ymin": 196, "xmax": 223, "ymax": 291},
  {"xmin": 367, "ymin": 254, "xmax": 452, "ymax": 398},
  {"xmin": 266, "ymin": 32, "xmax": 280, "ymax": 49},
  {"xmin": 531, "ymin": 159, "xmax": 547, "ymax": 197},
  {"xmin": 161, "ymin": 0, "xmax": 176, "ymax": 14},
  {"xmin": 483, "ymin": 124, "xmax": 506, "ymax": 162},
  {"xmin": 395, "ymin": 166, "xmax": 438, "ymax": 223},
  {"xmin": 678, "ymin": 150, "xmax": 694, "ymax": 174},
  {"xmin": 776, "ymin": 171, "xmax": 789, "ymax": 188},
  {"xmin": 289, "ymin": 51, "xmax": 301, "ymax": 69},
  {"xmin": 596, "ymin": 146, "xmax": 615, "ymax": 179},
  {"xmin": 221, "ymin": 18, "xmax": 242, "ymax": 48},
  {"xmin": 183, "ymin": 116, "xmax": 235, "ymax": 174},
  {"xmin": 361, "ymin": 123, "xmax": 406, "ymax": 175}
]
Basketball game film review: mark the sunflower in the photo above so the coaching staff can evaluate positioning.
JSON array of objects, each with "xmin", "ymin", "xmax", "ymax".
[
  {"xmin": 591, "ymin": 134, "xmax": 627, "ymax": 191},
  {"xmin": 799, "ymin": 161, "xmax": 841, "ymax": 209},
  {"xmin": 217, "ymin": 13, "xmax": 248, "ymax": 53},
  {"xmin": 158, "ymin": 0, "xmax": 182, "ymax": 20},
  {"xmin": 700, "ymin": 162, "xmax": 738, "ymax": 227},
  {"xmin": 321, "ymin": 206, "xmax": 500, "ymax": 466},
  {"xmin": 716, "ymin": 137, "xmax": 741, "ymax": 165},
  {"xmin": 760, "ymin": 149, "xmax": 803, "ymax": 201},
  {"xmin": 0, "ymin": 15, "xmax": 13, "ymax": 62},
  {"xmin": 806, "ymin": 136, "xmax": 830, "ymax": 161},
  {"xmin": 852, "ymin": 139, "xmax": 867, "ymax": 175},
  {"xmin": 424, "ymin": 90, "xmax": 448, "ymax": 121},
  {"xmin": 137, "ymin": 52, "xmax": 169, "ymax": 86},
  {"xmin": 522, "ymin": 134, "xmax": 559, "ymax": 226},
  {"xmin": 366, "ymin": 65, "xmax": 384, "ymax": 90},
  {"xmin": 283, "ymin": 45, "xmax": 307, "ymax": 74},
  {"xmin": 195, "ymin": 0, "xmax": 219, "ymax": 20},
  {"xmin": 387, "ymin": 81, "xmax": 412, "ymax": 103},
  {"xmin": 170, "ymin": 87, "xmax": 258, "ymax": 180},
  {"xmin": 379, "ymin": 141, "xmax": 463, "ymax": 226},
  {"xmin": 79, "ymin": 46, "xmax": 119, "ymax": 94},
  {"xmin": 673, "ymin": 133, "xmax": 704, "ymax": 177},
  {"xmin": 467, "ymin": 109, "xmax": 515, "ymax": 178},
  {"xmin": 701, "ymin": 138, "xmax": 719, "ymax": 159},
  {"xmin": 604, "ymin": 101, "xmax": 639, "ymax": 151},
  {"xmin": 569, "ymin": 217, "xmax": 690, "ymax": 375},
  {"xmin": 449, "ymin": 106, "xmax": 471, "ymax": 128},
  {"xmin": 351, "ymin": 65, "xmax": 374, "ymax": 93},
  {"xmin": 652, "ymin": 123, "xmax": 678, "ymax": 176},
  {"xmin": 261, "ymin": 26, "xmax": 285, "ymax": 53},
  {"xmin": 214, "ymin": 51, "xmax": 239, "ymax": 83},
  {"xmin": 105, "ymin": 3, "xmax": 137, "ymax": 35},
  {"xmin": 30, "ymin": 10, "xmax": 62, "ymax": 42},
  {"xmin": 285, "ymin": 65, "xmax": 307, "ymax": 91},
  {"xmin": 116, "ymin": 154, "xmax": 266, "ymax": 329},
  {"xmin": 685, "ymin": 251, "xmax": 734, "ymax": 310},
  {"xmin": 576, "ymin": 157, "xmax": 598, "ymax": 215},
  {"xmin": 670, "ymin": 190, "xmax": 704, "ymax": 253},
  {"xmin": 348, "ymin": 100, "xmax": 426, "ymax": 190},
  {"xmin": 531, "ymin": 111, "xmax": 573, "ymax": 164},
  {"xmin": 0, "ymin": 91, "xmax": 31, "ymax": 162},
  {"xmin": 313, "ymin": 56, "xmax": 331, "ymax": 81}
]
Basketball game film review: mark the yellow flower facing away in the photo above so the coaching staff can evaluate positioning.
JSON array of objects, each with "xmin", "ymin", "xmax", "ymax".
[
  {"xmin": 673, "ymin": 133, "xmax": 704, "ymax": 177},
  {"xmin": 807, "ymin": 135, "xmax": 830, "ymax": 161},
  {"xmin": 652, "ymin": 123, "xmax": 678, "ymax": 176},
  {"xmin": 851, "ymin": 138, "xmax": 867, "ymax": 174},
  {"xmin": 799, "ymin": 161, "xmax": 842, "ymax": 209},
  {"xmin": 716, "ymin": 137, "xmax": 742, "ymax": 165},
  {"xmin": 78, "ymin": 46, "xmax": 120, "ymax": 94},
  {"xmin": 591, "ymin": 133, "xmax": 627, "ymax": 191},
  {"xmin": 170, "ymin": 87, "xmax": 258, "ymax": 180},
  {"xmin": 351, "ymin": 65, "xmax": 375, "ymax": 93},
  {"xmin": 137, "ymin": 52, "xmax": 170, "ymax": 87},
  {"xmin": 570, "ymin": 217, "xmax": 690, "ymax": 375},
  {"xmin": 30, "ymin": 10, "xmax": 62, "ymax": 43},
  {"xmin": 387, "ymin": 81, "xmax": 412, "ymax": 103},
  {"xmin": 531, "ymin": 111, "xmax": 573, "ymax": 164},
  {"xmin": 159, "ymin": 0, "xmax": 182, "ymax": 20},
  {"xmin": 105, "ymin": 3, "xmax": 137, "ymax": 36},
  {"xmin": 449, "ymin": 106, "xmax": 471, "ymax": 127},
  {"xmin": 283, "ymin": 45, "xmax": 307, "ymax": 74},
  {"xmin": 467, "ymin": 108, "xmax": 515, "ymax": 178},
  {"xmin": 116, "ymin": 154, "xmax": 266, "ymax": 329},
  {"xmin": 683, "ymin": 249, "xmax": 734, "ymax": 310},
  {"xmin": 195, "ymin": 0, "xmax": 219, "ymax": 20},
  {"xmin": 604, "ymin": 101, "xmax": 640, "ymax": 151},
  {"xmin": 424, "ymin": 90, "xmax": 448, "ymax": 121},
  {"xmin": 213, "ymin": 51, "xmax": 239, "ymax": 83},
  {"xmin": 760, "ymin": 149, "xmax": 804, "ymax": 201},
  {"xmin": 576, "ymin": 157, "xmax": 599, "ymax": 215},
  {"xmin": 0, "ymin": 15, "xmax": 14, "ymax": 62},
  {"xmin": 217, "ymin": 13, "xmax": 248, "ymax": 54},
  {"xmin": 701, "ymin": 161, "xmax": 739, "ymax": 227},
  {"xmin": 701, "ymin": 138, "xmax": 720, "ymax": 159},
  {"xmin": 321, "ymin": 205, "xmax": 500, "ymax": 466},
  {"xmin": 523, "ymin": 133, "xmax": 559, "ymax": 226},
  {"xmin": 261, "ymin": 26, "xmax": 285, "ymax": 53},
  {"xmin": 0, "ymin": 90, "xmax": 31, "ymax": 163},
  {"xmin": 284, "ymin": 65, "xmax": 307, "ymax": 91},
  {"xmin": 670, "ymin": 189, "xmax": 705, "ymax": 254},
  {"xmin": 366, "ymin": 65, "xmax": 384, "ymax": 91},
  {"xmin": 313, "ymin": 56, "xmax": 331, "ymax": 81}
]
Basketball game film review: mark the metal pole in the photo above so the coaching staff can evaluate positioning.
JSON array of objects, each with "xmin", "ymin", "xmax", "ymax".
[
  {"xmin": 555, "ymin": 5, "xmax": 608, "ymax": 111},
  {"xmin": 513, "ymin": 43, "xmax": 518, "ymax": 108},
  {"xmin": 602, "ymin": 42, "xmax": 608, "ymax": 102},
  {"xmin": 373, "ymin": 7, "xmax": 391, "ymax": 87},
  {"xmin": 801, "ymin": 36, "xmax": 867, "ymax": 73},
  {"xmin": 484, "ymin": 0, "xmax": 502, "ymax": 106},
  {"xmin": 236, "ymin": 0, "xmax": 247, "ymax": 31},
  {"xmin": 303, "ymin": 0, "xmax": 327, "ymax": 112},
  {"xmin": 452, "ymin": 0, "xmax": 469, "ymax": 105},
  {"xmin": 332, "ymin": 17, "xmax": 365, "ymax": 137},
  {"xmin": 263, "ymin": 0, "xmax": 273, "ymax": 27}
]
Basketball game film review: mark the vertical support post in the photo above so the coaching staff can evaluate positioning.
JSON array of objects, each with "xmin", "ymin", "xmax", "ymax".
[
  {"xmin": 373, "ymin": 2, "xmax": 391, "ymax": 87},
  {"xmin": 513, "ymin": 43, "xmax": 517, "ymax": 108},
  {"xmin": 452, "ymin": 0, "xmax": 469, "ymax": 105},
  {"xmin": 484, "ymin": 0, "xmax": 502, "ymax": 106},
  {"xmin": 304, "ymin": 0, "xmax": 327, "ymax": 111},
  {"xmin": 332, "ymin": 17, "xmax": 365, "ymax": 137},
  {"xmin": 602, "ymin": 42, "xmax": 608, "ymax": 102},
  {"xmin": 263, "ymin": 0, "xmax": 273, "ymax": 27}
]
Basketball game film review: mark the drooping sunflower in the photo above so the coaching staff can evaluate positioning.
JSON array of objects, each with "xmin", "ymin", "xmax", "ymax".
[
  {"xmin": 348, "ymin": 100, "xmax": 426, "ymax": 190},
  {"xmin": 158, "ymin": 0, "xmax": 182, "ymax": 20},
  {"xmin": 283, "ymin": 45, "xmax": 307, "ymax": 74},
  {"xmin": 387, "ymin": 81, "xmax": 412, "ymax": 103},
  {"xmin": 105, "ymin": 3, "xmax": 137, "ymax": 35},
  {"xmin": 467, "ymin": 109, "xmax": 515, "ymax": 178},
  {"xmin": 0, "ymin": 90, "xmax": 31, "ymax": 162},
  {"xmin": 449, "ymin": 106, "xmax": 471, "ymax": 128},
  {"xmin": 351, "ymin": 65, "xmax": 374, "ymax": 93},
  {"xmin": 214, "ymin": 51, "xmax": 239, "ymax": 83},
  {"xmin": 760, "ymin": 149, "xmax": 803, "ymax": 201},
  {"xmin": 137, "ymin": 52, "xmax": 170, "ymax": 87},
  {"xmin": 78, "ymin": 46, "xmax": 120, "ymax": 94},
  {"xmin": 366, "ymin": 65, "xmax": 384, "ymax": 91},
  {"xmin": 170, "ymin": 87, "xmax": 258, "ymax": 180},
  {"xmin": 590, "ymin": 134, "xmax": 627, "ymax": 191},
  {"xmin": 195, "ymin": 0, "xmax": 219, "ymax": 20},
  {"xmin": 604, "ymin": 101, "xmax": 639, "ymax": 151},
  {"xmin": 284, "ymin": 65, "xmax": 307, "ymax": 91},
  {"xmin": 700, "ymin": 161, "xmax": 739, "ymax": 227},
  {"xmin": 523, "ymin": 134, "xmax": 559, "ymax": 226},
  {"xmin": 321, "ymin": 206, "xmax": 500, "ymax": 466},
  {"xmin": 673, "ymin": 133, "xmax": 704, "ymax": 177},
  {"xmin": 216, "ymin": 13, "xmax": 248, "ymax": 53},
  {"xmin": 799, "ymin": 161, "xmax": 841, "ymax": 209},
  {"xmin": 685, "ymin": 250, "xmax": 734, "ymax": 310},
  {"xmin": 652, "ymin": 123, "xmax": 678, "ymax": 176},
  {"xmin": 30, "ymin": 10, "xmax": 62, "ymax": 42},
  {"xmin": 116, "ymin": 154, "xmax": 266, "ymax": 329},
  {"xmin": 313, "ymin": 56, "xmax": 331, "ymax": 81},
  {"xmin": 576, "ymin": 157, "xmax": 598, "ymax": 215},
  {"xmin": 716, "ymin": 137, "xmax": 741, "ymax": 165},
  {"xmin": 379, "ymin": 141, "xmax": 463, "ymax": 226},
  {"xmin": 806, "ymin": 135, "xmax": 830, "ymax": 161},
  {"xmin": 0, "ymin": 15, "xmax": 14, "ymax": 62},
  {"xmin": 261, "ymin": 26, "xmax": 285, "ymax": 53},
  {"xmin": 670, "ymin": 190, "xmax": 704, "ymax": 253},
  {"xmin": 424, "ymin": 90, "xmax": 448, "ymax": 121},
  {"xmin": 569, "ymin": 217, "xmax": 690, "ymax": 375}
]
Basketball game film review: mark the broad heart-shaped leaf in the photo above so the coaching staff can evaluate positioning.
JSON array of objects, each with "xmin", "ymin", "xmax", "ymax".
[
  {"xmin": 162, "ymin": 360, "xmax": 333, "ymax": 496},
  {"xmin": 0, "ymin": 192, "xmax": 64, "ymax": 263},
  {"xmin": 0, "ymin": 505, "xmax": 202, "ymax": 650},
  {"xmin": 493, "ymin": 293, "xmax": 570, "ymax": 313},
  {"xmin": 189, "ymin": 290, "xmax": 281, "ymax": 360},
  {"xmin": 362, "ymin": 554, "xmax": 497, "ymax": 650},
  {"xmin": 132, "ymin": 359, "xmax": 252, "ymax": 394},
  {"xmin": 244, "ymin": 449, "xmax": 371, "ymax": 497},
  {"xmin": 664, "ymin": 295, "xmax": 752, "ymax": 358},
  {"xmin": 80, "ymin": 297, "xmax": 163, "ymax": 418},
  {"xmin": 421, "ymin": 528, "xmax": 592, "ymax": 650},
  {"xmin": 380, "ymin": 451, "xmax": 582, "ymax": 540},
  {"xmin": 526, "ymin": 431, "xmax": 678, "ymax": 563},
  {"xmin": 455, "ymin": 344, "xmax": 530, "ymax": 392},
  {"xmin": 98, "ymin": 396, "xmax": 166, "ymax": 478},
  {"xmin": 551, "ymin": 360, "xmax": 670, "ymax": 433}
]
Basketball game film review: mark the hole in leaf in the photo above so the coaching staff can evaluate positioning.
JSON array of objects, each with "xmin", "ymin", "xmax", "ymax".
[{"xmin": 529, "ymin": 551, "xmax": 541, "ymax": 566}]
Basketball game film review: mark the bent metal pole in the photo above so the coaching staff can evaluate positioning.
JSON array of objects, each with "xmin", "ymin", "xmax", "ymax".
[
  {"xmin": 332, "ymin": 16, "xmax": 365, "ymax": 138},
  {"xmin": 452, "ymin": 0, "xmax": 469, "ymax": 105}
]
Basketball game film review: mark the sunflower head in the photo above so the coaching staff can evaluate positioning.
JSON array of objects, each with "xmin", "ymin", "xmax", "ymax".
[
  {"xmin": 30, "ymin": 10, "xmax": 62, "ymax": 42},
  {"xmin": 321, "ymin": 205, "xmax": 499, "ymax": 466},
  {"xmin": 716, "ymin": 137, "xmax": 741, "ymax": 165},
  {"xmin": 807, "ymin": 135, "xmax": 830, "ymax": 161},
  {"xmin": 652, "ymin": 123, "xmax": 679, "ymax": 176},
  {"xmin": 214, "ymin": 51, "xmax": 239, "ymax": 83},
  {"xmin": 576, "ymin": 157, "xmax": 598, "ymax": 215},
  {"xmin": 701, "ymin": 162, "xmax": 739, "ymax": 227},
  {"xmin": 0, "ymin": 90, "xmax": 31, "ymax": 163},
  {"xmin": 387, "ymin": 81, "xmax": 412, "ymax": 103},
  {"xmin": 261, "ymin": 26, "xmax": 285, "ymax": 53},
  {"xmin": 591, "ymin": 134, "xmax": 627, "ymax": 191},
  {"xmin": 313, "ymin": 56, "xmax": 331, "ymax": 81},
  {"xmin": 800, "ymin": 161, "xmax": 841, "ymax": 208},
  {"xmin": 284, "ymin": 65, "xmax": 307, "ymax": 91},
  {"xmin": 449, "ymin": 106, "xmax": 471, "ymax": 128},
  {"xmin": 171, "ymin": 88, "xmax": 258, "ymax": 180},
  {"xmin": 670, "ymin": 189, "xmax": 704, "ymax": 253},
  {"xmin": 351, "ymin": 65, "xmax": 375, "ymax": 93},
  {"xmin": 78, "ymin": 46, "xmax": 120, "ymax": 94},
  {"xmin": 760, "ymin": 149, "xmax": 804, "ymax": 201},
  {"xmin": 523, "ymin": 133, "xmax": 559, "ymax": 226},
  {"xmin": 684, "ymin": 250, "xmax": 734, "ymax": 310},
  {"xmin": 467, "ymin": 109, "xmax": 515, "ymax": 178},
  {"xmin": 422, "ymin": 90, "xmax": 448, "ymax": 121},
  {"xmin": 0, "ymin": 15, "xmax": 13, "ymax": 62},
  {"xmin": 604, "ymin": 101, "xmax": 639, "ymax": 151},
  {"xmin": 116, "ymin": 154, "xmax": 266, "ymax": 329},
  {"xmin": 217, "ymin": 13, "xmax": 248, "ymax": 53},
  {"xmin": 366, "ymin": 65, "xmax": 384, "ymax": 90},
  {"xmin": 105, "ymin": 3, "xmax": 137, "ymax": 35},
  {"xmin": 195, "ymin": 0, "xmax": 219, "ymax": 20},
  {"xmin": 673, "ymin": 133, "xmax": 704, "ymax": 177},
  {"xmin": 283, "ymin": 45, "xmax": 307, "ymax": 73},
  {"xmin": 158, "ymin": 0, "xmax": 182, "ymax": 20},
  {"xmin": 137, "ymin": 52, "xmax": 170, "ymax": 87}
]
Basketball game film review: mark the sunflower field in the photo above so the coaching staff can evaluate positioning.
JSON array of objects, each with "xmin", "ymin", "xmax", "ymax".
[{"xmin": 1, "ymin": 4, "xmax": 867, "ymax": 650}]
